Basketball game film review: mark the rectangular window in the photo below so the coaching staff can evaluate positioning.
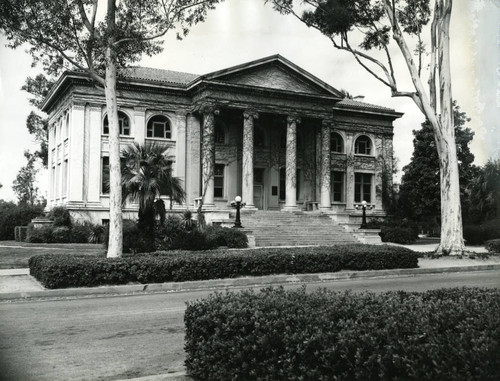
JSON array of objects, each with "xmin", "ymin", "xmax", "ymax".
[
  {"xmin": 354, "ymin": 173, "xmax": 372, "ymax": 203},
  {"xmin": 119, "ymin": 119, "xmax": 130, "ymax": 136},
  {"xmin": 331, "ymin": 171, "xmax": 345, "ymax": 202},
  {"xmin": 214, "ymin": 164, "xmax": 224, "ymax": 198},
  {"xmin": 102, "ymin": 157, "xmax": 110, "ymax": 194}
]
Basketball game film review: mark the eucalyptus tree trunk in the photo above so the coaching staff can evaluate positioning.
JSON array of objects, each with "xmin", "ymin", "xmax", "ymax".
[
  {"xmin": 384, "ymin": 0, "xmax": 464, "ymax": 255},
  {"xmin": 432, "ymin": 0, "xmax": 464, "ymax": 255},
  {"xmin": 104, "ymin": 0, "xmax": 123, "ymax": 258}
]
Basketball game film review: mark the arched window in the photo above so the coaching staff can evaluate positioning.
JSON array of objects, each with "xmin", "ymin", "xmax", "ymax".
[
  {"xmin": 254, "ymin": 126, "xmax": 266, "ymax": 148},
  {"xmin": 215, "ymin": 123, "xmax": 225, "ymax": 144},
  {"xmin": 103, "ymin": 111, "xmax": 130, "ymax": 136},
  {"xmin": 355, "ymin": 135, "xmax": 372, "ymax": 155},
  {"xmin": 330, "ymin": 132, "xmax": 344, "ymax": 153},
  {"xmin": 147, "ymin": 115, "xmax": 171, "ymax": 139}
]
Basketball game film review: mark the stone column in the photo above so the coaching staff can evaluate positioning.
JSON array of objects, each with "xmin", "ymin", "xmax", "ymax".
[
  {"xmin": 242, "ymin": 110, "xmax": 258, "ymax": 208},
  {"xmin": 283, "ymin": 115, "xmax": 301, "ymax": 211},
  {"xmin": 320, "ymin": 120, "xmax": 332, "ymax": 209},
  {"xmin": 200, "ymin": 104, "xmax": 219, "ymax": 208},
  {"xmin": 185, "ymin": 113, "xmax": 201, "ymax": 207},
  {"xmin": 345, "ymin": 133, "xmax": 355, "ymax": 211}
]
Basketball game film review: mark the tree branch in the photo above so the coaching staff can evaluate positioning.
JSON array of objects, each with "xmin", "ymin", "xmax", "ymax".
[{"xmin": 114, "ymin": 0, "xmax": 215, "ymax": 46}]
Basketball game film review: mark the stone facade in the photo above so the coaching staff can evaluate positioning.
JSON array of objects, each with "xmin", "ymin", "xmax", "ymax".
[{"xmin": 41, "ymin": 55, "xmax": 402, "ymax": 224}]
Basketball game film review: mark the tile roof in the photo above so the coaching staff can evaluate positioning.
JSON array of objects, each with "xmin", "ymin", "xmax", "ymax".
[
  {"xmin": 335, "ymin": 98, "xmax": 396, "ymax": 113},
  {"xmin": 119, "ymin": 67, "xmax": 199, "ymax": 85}
]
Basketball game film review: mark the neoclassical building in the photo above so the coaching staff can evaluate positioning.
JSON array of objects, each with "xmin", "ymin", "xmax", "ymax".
[{"xmin": 41, "ymin": 55, "xmax": 402, "ymax": 225}]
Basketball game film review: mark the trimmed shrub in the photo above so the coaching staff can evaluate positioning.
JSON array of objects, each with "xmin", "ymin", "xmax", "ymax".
[
  {"xmin": 48, "ymin": 206, "xmax": 71, "ymax": 227},
  {"xmin": 169, "ymin": 229, "xmax": 217, "ymax": 251},
  {"xmin": 204, "ymin": 226, "xmax": 248, "ymax": 248},
  {"xmin": 70, "ymin": 222, "xmax": 92, "ymax": 243},
  {"xmin": 485, "ymin": 239, "xmax": 500, "ymax": 254},
  {"xmin": 51, "ymin": 226, "xmax": 71, "ymax": 243},
  {"xmin": 29, "ymin": 245, "xmax": 418, "ymax": 288},
  {"xmin": 26, "ymin": 224, "xmax": 54, "ymax": 243},
  {"xmin": 379, "ymin": 226, "xmax": 418, "ymax": 244},
  {"xmin": 185, "ymin": 287, "xmax": 500, "ymax": 381}
]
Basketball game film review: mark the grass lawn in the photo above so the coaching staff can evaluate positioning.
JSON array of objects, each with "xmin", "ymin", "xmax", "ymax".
[{"xmin": 0, "ymin": 241, "xmax": 105, "ymax": 269}]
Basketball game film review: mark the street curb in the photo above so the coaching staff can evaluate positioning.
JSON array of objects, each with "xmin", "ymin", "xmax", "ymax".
[
  {"xmin": 116, "ymin": 372, "xmax": 193, "ymax": 381},
  {"xmin": 1, "ymin": 264, "xmax": 500, "ymax": 301}
]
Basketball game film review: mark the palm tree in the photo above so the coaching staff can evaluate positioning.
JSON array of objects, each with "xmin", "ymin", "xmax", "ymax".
[{"xmin": 121, "ymin": 142, "xmax": 185, "ymax": 251}]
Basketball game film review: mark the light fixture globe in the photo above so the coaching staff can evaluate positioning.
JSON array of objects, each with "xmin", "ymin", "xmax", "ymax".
[
  {"xmin": 362, "ymin": 200, "xmax": 367, "ymax": 206},
  {"xmin": 235, "ymin": 195, "xmax": 242, "ymax": 203}
]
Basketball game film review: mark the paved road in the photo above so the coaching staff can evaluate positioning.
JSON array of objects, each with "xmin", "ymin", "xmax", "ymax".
[{"xmin": 1, "ymin": 271, "xmax": 499, "ymax": 381}]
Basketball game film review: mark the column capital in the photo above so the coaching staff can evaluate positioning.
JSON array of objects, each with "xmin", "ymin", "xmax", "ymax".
[
  {"xmin": 322, "ymin": 119, "xmax": 334, "ymax": 128},
  {"xmin": 287, "ymin": 115, "xmax": 301, "ymax": 125},
  {"xmin": 243, "ymin": 110, "xmax": 259, "ymax": 120},
  {"xmin": 193, "ymin": 102, "xmax": 220, "ymax": 116}
]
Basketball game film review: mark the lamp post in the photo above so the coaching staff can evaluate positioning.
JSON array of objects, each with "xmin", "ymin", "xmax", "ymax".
[
  {"xmin": 231, "ymin": 196, "xmax": 246, "ymax": 228},
  {"xmin": 355, "ymin": 200, "xmax": 373, "ymax": 229}
]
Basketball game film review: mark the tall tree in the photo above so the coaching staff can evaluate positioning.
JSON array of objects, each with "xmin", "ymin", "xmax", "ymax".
[
  {"xmin": 21, "ymin": 74, "xmax": 56, "ymax": 167},
  {"xmin": 398, "ymin": 103, "xmax": 477, "ymax": 229},
  {"xmin": 269, "ymin": 0, "xmax": 464, "ymax": 255},
  {"xmin": 0, "ymin": 0, "xmax": 221, "ymax": 257},
  {"xmin": 467, "ymin": 159, "xmax": 500, "ymax": 221},
  {"xmin": 121, "ymin": 142, "xmax": 185, "ymax": 251},
  {"xmin": 12, "ymin": 151, "xmax": 40, "ymax": 206}
]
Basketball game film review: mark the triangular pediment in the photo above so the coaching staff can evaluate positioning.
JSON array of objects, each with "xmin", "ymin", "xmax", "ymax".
[{"xmin": 200, "ymin": 55, "xmax": 343, "ymax": 98}]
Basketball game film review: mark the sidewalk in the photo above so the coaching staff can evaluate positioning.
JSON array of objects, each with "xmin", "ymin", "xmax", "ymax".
[{"xmin": 1, "ymin": 243, "xmax": 499, "ymax": 301}]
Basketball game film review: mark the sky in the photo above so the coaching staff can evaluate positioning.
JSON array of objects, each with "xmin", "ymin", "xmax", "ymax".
[{"xmin": 0, "ymin": 0, "xmax": 499, "ymax": 202}]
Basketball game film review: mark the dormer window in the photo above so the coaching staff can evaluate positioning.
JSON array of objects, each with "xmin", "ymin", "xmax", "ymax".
[
  {"xmin": 103, "ymin": 111, "xmax": 130, "ymax": 136},
  {"xmin": 147, "ymin": 115, "xmax": 171, "ymax": 139}
]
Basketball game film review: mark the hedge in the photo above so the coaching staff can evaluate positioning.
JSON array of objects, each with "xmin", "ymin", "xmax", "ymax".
[
  {"xmin": 185, "ymin": 287, "xmax": 500, "ymax": 381},
  {"xmin": 28, "ymin": 244, "xmax": 418, "ymax": 289}
]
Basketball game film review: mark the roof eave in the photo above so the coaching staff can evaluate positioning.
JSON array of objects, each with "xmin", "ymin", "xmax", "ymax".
[
  {"xmin": 41, "ymin": 71, "xmax": 90, "ymax": 113},
  {"xmin": 332, "ymin": 105, "xmax": 404, "ymax": 120}
]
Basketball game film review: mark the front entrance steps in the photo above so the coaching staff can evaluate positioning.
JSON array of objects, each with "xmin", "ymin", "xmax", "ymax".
[{"xmin": 227, "ymin": 210, "xmax": 360, "ymax": 247}]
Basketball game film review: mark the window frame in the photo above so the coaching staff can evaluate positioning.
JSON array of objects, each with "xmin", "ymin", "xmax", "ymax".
[
  {"xmin": 330, "ymin": 132, "xmax": 344, "ymax": 153},
  {"xmin": 214, "ymin": 163, "xmax": 225, "ymax": 198},
  {"xmin": 354, "ymin": 135, "xmax": 373, "ymax": 156},
  {"xmin": 147, "ymin": 115, "xmax": 171, "ymax": 140},
  {"xmin": 354, "ymin": 172, "xmax": 373, "ymax": 203},
  {"xmin": 103, "ymin": 111, "xmax": 131, "ymax": 136},
  {"xmin": 331, "ymin": 171, "xmax": 345, "ymax": 202}
]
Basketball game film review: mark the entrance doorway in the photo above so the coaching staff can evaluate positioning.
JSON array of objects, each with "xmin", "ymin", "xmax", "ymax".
[{"xmin": 254, "ymin": 168, "xmax": 265, "ymax": 209}]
